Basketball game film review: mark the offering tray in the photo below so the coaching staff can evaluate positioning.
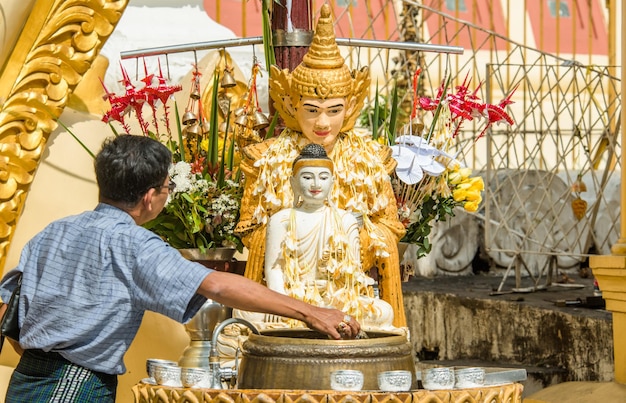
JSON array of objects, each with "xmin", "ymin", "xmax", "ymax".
[{"xmin": 131, "ymin": 384, "xmax": 523, "ymax": 403}]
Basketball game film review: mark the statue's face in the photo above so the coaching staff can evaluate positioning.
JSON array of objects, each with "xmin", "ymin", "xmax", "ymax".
[
  {"xmin": 292, "ymin": 166, "xmax": 333, "ymax": 205},
  {"xmin": 294, "ymin": 97, "xmax": 348, "ymax": 152}
]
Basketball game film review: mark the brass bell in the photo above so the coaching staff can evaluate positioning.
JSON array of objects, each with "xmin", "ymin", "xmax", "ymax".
[
  {"xmin": 220, "ymin": 69, "xmax": 237, "ymax": 88},
  {"xmin": 234, "ymin": 113, "xmax": 249, "ymax": 127},
  {"xmin": 199, "ymin": 119, "xmax": 210, "ymax": 134},
  {"xmin": 182, "ymin": 111, "xmax": 198, "ymax": 125},
  {"xmin": 190, "ymin": 89, "xmax": 201, "ymax": 100},
  {"xmin": 219, "ymin": 121, "xmax": 233, "ymax": 133},
  {"xmin": 252, "ymin": 111, "xmax": 270, "ymax": 130},
  {"xmin": 233, "ymin": 107, "xmax": 245, "ymax": 118},
  {"xmin": 185, "ymin": 123, "xmax": 201, "ymax": 136}
]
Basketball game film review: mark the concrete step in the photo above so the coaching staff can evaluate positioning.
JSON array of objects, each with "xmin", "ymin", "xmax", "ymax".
[{"xmin": 402, "ymin": 274, "xmax": 613, "ymax": 398}]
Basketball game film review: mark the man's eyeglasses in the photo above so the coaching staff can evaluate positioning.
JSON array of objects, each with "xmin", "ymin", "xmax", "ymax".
[{"xmin": 155, "ymin": 182, "xmax": 176, "ymax": 194}]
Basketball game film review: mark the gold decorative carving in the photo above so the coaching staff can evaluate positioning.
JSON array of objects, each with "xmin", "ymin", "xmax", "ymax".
[
  {"xmin": 131, "ymin": 385, "xmax": 524, "ymax": 403},
  {"xmin": 0, "ymin": 0, "xmax": 128, "ymax": 270}
]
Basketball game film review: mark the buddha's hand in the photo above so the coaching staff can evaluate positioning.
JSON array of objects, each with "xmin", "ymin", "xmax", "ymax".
[{"xmin": 307, "ymin": 307, "xmax": 361, "ymax": 340}]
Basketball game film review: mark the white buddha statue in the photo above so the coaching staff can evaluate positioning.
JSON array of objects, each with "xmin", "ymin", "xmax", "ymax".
[
  {"xmin": 234, "ymin": 144, "xmax": 395, "ymax": 331},
  {"xmin": 235, "ymin": 4, "xmax": 407, "ymax": 329}
]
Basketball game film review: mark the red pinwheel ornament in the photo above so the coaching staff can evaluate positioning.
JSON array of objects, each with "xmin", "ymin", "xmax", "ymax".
[
  {"xmin": 414, "ymin": 71, "xmax": 517, "ymax": 140},
  {"xmin": 452, "ymin": 73, "xmax": 486, "ymax": 119},
  {"xmin": 489, "ymin": 84, "xmax": 518, "ymax": 125},
  {"xmin": 149, "ymin": 60, "xmax": 183, "ymax": 106},
  {"xmin": 138, "ymin": 59, "xmax": 160, "ymax": 133},
  {"xmin": 478, "ymin": 84, "xmax": 518, "ymax": 138},
  {"xmin": 464, "ymin": 84, "xmax": 486, "ymax": 118},
  {"xmin": 100, "ymin": 77, "xmax": 132, "ymax": 133},
  {"xmin": 116, "ymin": 64, "xmax": 149, "ymax": 134},
  {"xmin": 142, "ymin": 59, "xmax": 182, "ymax": 135},
  {"xmin": 101, "ymin": 61, "xmax": 182, "ymax": 137},
  {"xmin": 419, "ymin": 96, "xmax": 439, "ymax": 112}
]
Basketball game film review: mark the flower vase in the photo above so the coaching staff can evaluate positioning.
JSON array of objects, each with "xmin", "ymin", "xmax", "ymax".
[
  {"xmin": 177, "ymin": 247, "xmax": 238, "ymax": 368},
  {"xmin": 178, "ymin": 247, "xmax": 245, "ymax": 274}
]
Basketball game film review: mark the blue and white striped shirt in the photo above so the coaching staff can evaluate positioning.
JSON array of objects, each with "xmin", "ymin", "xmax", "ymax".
[{"xmin": 0, "ymin": 203, "xmax": 212, "ymax": 375}]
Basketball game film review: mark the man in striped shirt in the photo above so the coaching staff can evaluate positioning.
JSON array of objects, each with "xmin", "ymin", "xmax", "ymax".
[{"xmin": 0, "ymin": 134, "xmax": 360, "ymax": 402}]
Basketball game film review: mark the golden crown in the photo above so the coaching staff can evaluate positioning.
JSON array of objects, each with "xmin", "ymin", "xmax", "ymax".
[
  {"xmin": 290, "ymin": 4, "xmax": 352, "ymax": 99},
  {"xmin": 268, "ymin": 4, "xmax": 370, "ymax": 133}
]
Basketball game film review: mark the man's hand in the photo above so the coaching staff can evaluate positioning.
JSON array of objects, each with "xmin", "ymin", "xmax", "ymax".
[
  {"xmin": 199, "ymin": 271, "xmax": 362, "ymax": 340},
  {"xmin": 304, "ymin": 306, "xmax": 361, "ymax": 340}
]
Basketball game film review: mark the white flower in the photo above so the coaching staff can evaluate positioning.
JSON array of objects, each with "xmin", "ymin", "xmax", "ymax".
[
  {"xmin": 391, "ymin": 135, "xmax": 450, "ymax": 185},
  {"xmin": 169, "ymin": 161, "xmax": 195, "ymax": 193}
]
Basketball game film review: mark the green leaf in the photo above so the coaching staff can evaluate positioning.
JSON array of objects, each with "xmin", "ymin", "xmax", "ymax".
[
  {"xmin": 372, "ymin": 82, "xmax": 380, "ymax": 140},
  {"xmin": 108, "ymin": 122, "xmax": 120, "ymax": 137},
  {"xmin": 388, "ymin": 82, "xmax": 399, "ymax": 145},
  {"xmin": 426, "ymin": 75, "xmax": 452, "ymax": 142},
  {"xmin": 225, "ymin": 103, "xmax": 235, "ymax": 172},
  {"xmin": 208, "ymin": 72, "xmax": 220, "ymax": 169},
  {"xmin": 261, "ymin": 0, "xmax": 276, "ymax": 72},
  {"xmin": 265, "ymin": 113, "xmax": 279, "ymax": 140},
  {"xmin": 174, "ymin": 100, "xmax": 186, "ymax": 163}
]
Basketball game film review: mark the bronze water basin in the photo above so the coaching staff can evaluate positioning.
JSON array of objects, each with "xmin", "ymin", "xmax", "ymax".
[{"xmin": 237, "ymin": 329, "xmax": 416, "ymax": 390}]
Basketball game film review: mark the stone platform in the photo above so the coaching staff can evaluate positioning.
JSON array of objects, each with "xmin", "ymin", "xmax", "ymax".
[
  {"xmin": 401, "ymin": 273, "xmax": 613, "ymax": 398},
  {"xmin": 524, "ymin": 381, "xmax": 626, "ymax": 403}
]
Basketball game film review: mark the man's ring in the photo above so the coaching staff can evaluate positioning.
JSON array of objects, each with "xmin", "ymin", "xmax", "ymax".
[{"xmin": 343, "ymin": 315, "xmax": 352, "ymax": 323}]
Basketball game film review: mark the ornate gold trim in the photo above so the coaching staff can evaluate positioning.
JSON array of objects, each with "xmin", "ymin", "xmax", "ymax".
[
  {"xmin": 0, "ymin": 0, "xmax": 129, "ymax": 271},
  {"xmin": 131, "ymin": 384, "xmax": 524, "ymax": 403}
]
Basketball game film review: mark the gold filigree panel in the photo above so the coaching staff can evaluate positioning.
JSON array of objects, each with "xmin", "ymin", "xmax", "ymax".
[{"xmin": 0, "ymin": 0, "xmax": 128, "ymax": 271}]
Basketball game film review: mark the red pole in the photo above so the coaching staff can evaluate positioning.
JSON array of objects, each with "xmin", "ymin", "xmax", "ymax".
[{"xmin": 271, "ymin": 0, "xmax": 312, "ymax": 71}]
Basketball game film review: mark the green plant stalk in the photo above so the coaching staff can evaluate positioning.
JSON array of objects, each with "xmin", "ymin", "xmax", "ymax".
[
  {"xmin": 227, "ymin": 132, "xmax": 236, "ymax": 173},
  {"xmin": 265, "ymin": 112, "xmax": 279, "ymax": 140},
  {"xmin": 372, "ymin": 82, "xmax": 380, "ymax": 140},
  {"xmin": 388, "ymin": 83, "xmax": 399, "ymax": 145},
  {"xmin": 261, "ymin": 0, "xmax": 277, "ymax": 72},
  {"xmin": 426, "ymin": 75, "xmax": 452, "ymax": 142},
  {"xmin": 107, "ymin": 122, "xmax": 120, "ymax": 137},
  {"xmin": 56, "ymin": 119, "xmax": 97, "ymax": 159},
  {"xmin": 218, "ymin": 99, "xmax": 233, "ymax": 185},
  {"xmin": 174, "ymin": 100, "xmax": 186, "ymax": 163},
  {"xmin": 225, "ymin": 111, "xmax": 235, "ymax": 173},
  {"xmin": 217, "ymin": 144, "xmax": 226, "ymax": 188},
  {"xmin": 208, "ymin": 72, "xmax": 220, "ymax": 176}
]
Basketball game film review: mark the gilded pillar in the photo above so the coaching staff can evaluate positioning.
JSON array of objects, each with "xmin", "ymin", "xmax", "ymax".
[
  {"xmin": 0, "ymin": 0, "xmax": 128, "ymax": 272},
  {"xmin": 589, "ymin": 0, "xmax": 626, "ymax": 385}
]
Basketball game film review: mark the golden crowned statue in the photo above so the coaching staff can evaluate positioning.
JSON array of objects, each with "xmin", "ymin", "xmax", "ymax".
[{"xmin": 235, "ymin": 4, "xmax": 407, "ymax": 328}]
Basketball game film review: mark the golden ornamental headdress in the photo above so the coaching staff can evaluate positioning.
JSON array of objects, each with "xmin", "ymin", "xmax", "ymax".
[
  {"xmin": 291, "ymin": 4, "xmax": 351, "ymax": 99},
  {"xmin": 269, "ymin": 3, "xmax": 370, "ymax": 133}
]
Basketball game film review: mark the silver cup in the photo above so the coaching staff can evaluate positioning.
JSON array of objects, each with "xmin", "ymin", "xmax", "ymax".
[
  {"xmin": 454, "ymin": 367, "xmax": 485, "ymax": 389},
  {"xmin": 152, "ymin": 362, "xmax": 182, "ymax": 387},
  {"xmin": 330, "ymin": 369, "xmax": 364, "ymax": 391},
  {"xmin": 422, "ymin": 367, "xmax": 455, "ymax": 390},
  {"xmin": 180, "ymin": 367, "xmax": 211, "ymax": 388},
  {"xmin": 146, "ymin": 358, "xmax": 177, "ymax": 381},
  {"xmin": 377, "ymin": 370, "xmax": 412, "ymax": 391}
]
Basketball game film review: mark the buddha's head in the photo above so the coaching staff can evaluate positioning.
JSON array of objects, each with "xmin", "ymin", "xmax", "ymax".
[
  {"xmin": 269, "ymin": 4, "xmax": 370, "ymax": 150},
  {"xmin": 291, "ymin": 143, "xmax": 334, "ymax": 206}
]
